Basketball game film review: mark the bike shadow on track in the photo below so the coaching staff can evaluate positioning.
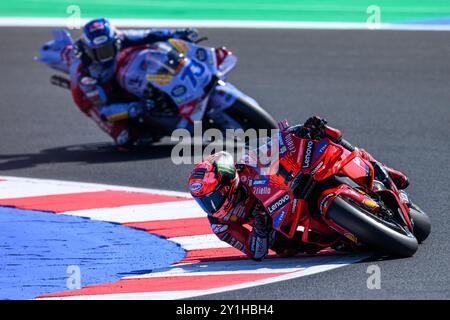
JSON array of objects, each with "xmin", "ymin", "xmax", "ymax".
[
  {"xmin": 0, "ymin": 140, "xmax": 236, "ymax": 171},
  {"xmin": 0, "ymin": 142, "xmax": 177, "ymax": 171}
]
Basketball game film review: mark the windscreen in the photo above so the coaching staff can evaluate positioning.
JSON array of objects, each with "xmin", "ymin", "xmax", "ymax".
[{"xmin": 145, "ymin": 42, "xmax": 184, "ymax": 75}]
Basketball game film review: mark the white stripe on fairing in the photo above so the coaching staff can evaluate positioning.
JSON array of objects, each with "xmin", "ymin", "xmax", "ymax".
[
  {"xmin": 0, "ymin": 179, "xmax": 105, "ymax": 199},
  {"xmin": 64, "ymin": 200, "xmax": 205, "ymax": 223},
  {"xmin": 170, "ymin": 234, "xmax": 230, "ymax": 250},
  {"xmin": 1, "ymin": 17, "xmax": 450, "ymax": 31},
  {"xmin": 38, "ymin": 254, "xmax": 368, "ymax": 300}
]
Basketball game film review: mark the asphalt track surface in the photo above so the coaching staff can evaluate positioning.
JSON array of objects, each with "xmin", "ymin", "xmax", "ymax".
[{"xmin": 0, "ymin": 27, "xmax": 449, "ymax": 299}]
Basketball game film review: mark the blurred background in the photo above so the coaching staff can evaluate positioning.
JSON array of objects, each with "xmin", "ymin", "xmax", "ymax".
[{"xmin": 0, "ymin": 1, "xmax": 449, "ymax": 299}]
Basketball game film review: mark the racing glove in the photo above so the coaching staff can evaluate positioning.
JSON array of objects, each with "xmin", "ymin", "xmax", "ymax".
[
  {"xmin": 128, "ymin": 100, "xmax": 156, "ymax": 119},
  {"xmin": 175, "ymin": 28, "xmax": 199, "ymax": 43},
  {"xmin": 303, "ymin": 116, "xmax": 328, "ymax": 139}
]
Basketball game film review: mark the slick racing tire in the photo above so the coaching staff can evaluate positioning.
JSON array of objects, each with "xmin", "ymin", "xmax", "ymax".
[
  {"xmin": 224, "ymin": 97, "xmax": 277, "ymax": 131},
  {"xmin": 205, "ymin": 96, "xmax": 276, "ymax": 133},
  {"xmin": 409, "ymin": 203, "xmax": 431, "ymax": 243},
  {"xmin": 327, "ymin": 196, "xmax": 419, "ymax": 257}
]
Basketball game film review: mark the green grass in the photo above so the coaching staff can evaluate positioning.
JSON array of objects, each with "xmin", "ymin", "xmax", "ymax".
[{"xmin": 1, "ymin": 0, "xmax": 450, "ymax": 23}]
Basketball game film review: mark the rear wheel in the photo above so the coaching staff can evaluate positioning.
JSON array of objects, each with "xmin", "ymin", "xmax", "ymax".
[
  {"xmin": 207, "ymin": 96, "xmax": 277, "ymax": 131},
  {"xmin": 327, "ymin": 196, "xmax": 419, "ymax": 257}
]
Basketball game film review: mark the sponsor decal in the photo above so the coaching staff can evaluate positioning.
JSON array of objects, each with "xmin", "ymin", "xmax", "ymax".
[
  {"xmin": 93, "ymin": 35, "xmax": 108, "ymax": 45},
  {"xmin": 211, "ymin": 224, "xmax": 228, "ymax": 234},
  {"xmin": 267, "ymin": 193, "xmax": 290, "ymax": 214},
  {"xmin": 302, "ymin": 140, "xmax": 315, "ymax": 168},
  {"xmin": 284, "ymin": 133, "xmax": 296, "ymax": 156},
  {"xmin": 273, "ymin": 208, "xmax": 287, "ymax": 229},
  {"xmin": 88, "ymin": 21, "xmax": 105, "ymax": 32},
  {"xmin": 168, "ymin": 38, "xmax": 188, "ymax": 55},
  {"xmin": 171, "ymin": 85, "xmax": 187, "ymax": 97},
  {"xmin": 291, "ymin": 199, "xmax": 298, "ymax": 215},
  {"xmin": 233, "ymin": 206, "xmax": 246, "ymax": 218},
  {"xmin": 234, "ymin": 241, "xmax": 244, "ymax": 251},
  {"xmin": 310, "ymin": 161, "xmax": 324, "ymax": 175},
  {"xmin": 249, "ymin": 178, "xmax": 269, "ymax": 187},
  {"xmin": 363, "ymin": 199, "xmax": 378, "ymax": 210},
  {"xmin": 319, "ymin": 193, "xmax": 334, "ymax": 214},
  {"xmin": 278, "ymin": 132, "xmax": 287, "ymax": 156},
  {"xmin": 145, "ymin": 74, "xmax": 172, "ymax": 81},
  {"xmin": 221, "ymin": 233, "xmax": 231, "ymax": 242},
  {"xmin": 189, "ymin": 182, "xmax": 203, "ymax": 192},
  {"xmin": 127, "ymin": 76, "xmax": 143, "ymax": 88},
  {"xmin": 253, "ymin": 186, "xmax": 271, "ymax": 195},
  {"xmin": 313, "ymin": 141, "xmax": 328, "ymax": 162},
  {"xmin": 223, "ymin": 211, "xmax": 232, "ymax": 222},
  {"xmin": 344, "ymin": 232, "xmax": 358, "ymax": 243},
  {"xmin": 195, "ymin": 48, "xmax": 207, "ymax": 62}
]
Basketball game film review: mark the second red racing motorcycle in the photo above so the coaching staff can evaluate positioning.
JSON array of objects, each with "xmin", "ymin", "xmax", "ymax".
[{"xmin": 239, "ymin": 121, "xmax": 431, "ymax": 257}]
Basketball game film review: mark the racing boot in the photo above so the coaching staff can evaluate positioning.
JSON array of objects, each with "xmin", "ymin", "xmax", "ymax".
[
  {"xmin": 359, "ymin": 148, "xmax": 409, "ymax": 190},
  {"xmin": 270, "ymin": 231, "xmax": 321, "ymax": 256},
  {"xmin": 383, "ymin": 166, "xmax": 409, "ymax": 189}
]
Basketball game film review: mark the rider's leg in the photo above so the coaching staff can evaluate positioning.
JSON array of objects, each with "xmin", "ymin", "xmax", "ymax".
[
  {"xmin": 88, "ymin": 108, "xmax": 138, "ymax": 150},
  {"xmin": 358, "ymin": 148, "xmax": 409, "ymax": 189}
]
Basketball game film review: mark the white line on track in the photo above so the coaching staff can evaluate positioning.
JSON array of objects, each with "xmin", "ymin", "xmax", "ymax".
[
  {"xmin": 39, "ymin": 254, "xmax": 368, "ymax": 300},
  {"xmin": 170, "ymin": 234, "xmax": 231, "ymax": 250},
  {"xmin": 1, "ymin": 17, "xmax": 450, "ymax": 31}
]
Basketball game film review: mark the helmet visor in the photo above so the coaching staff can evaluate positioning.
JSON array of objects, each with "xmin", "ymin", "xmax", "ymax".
[
  {"xmin": 194, "ymin": 188, "xmax": 228, "ymax": 215},
  {"xmin": 85, "ymin": 42, "xmax": 116, "ymax": 63}
]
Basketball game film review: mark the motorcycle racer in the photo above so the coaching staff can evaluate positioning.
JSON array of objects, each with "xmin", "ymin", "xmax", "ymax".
[
  {"xmin": 188, "ymin": 116, "xmax": 410, "ymax": 261},
  {"xmin": 70, "ymin": 18, "xmax": 198, "ymax": 149}
]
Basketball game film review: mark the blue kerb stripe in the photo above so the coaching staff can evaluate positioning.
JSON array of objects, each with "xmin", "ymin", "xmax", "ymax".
[{"xmin": 0, "ymin": 207, "xmax": 186, "ymax": 300}]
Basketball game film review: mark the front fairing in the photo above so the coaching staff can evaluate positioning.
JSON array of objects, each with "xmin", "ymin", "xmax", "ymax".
[
  {"xmin": 116, "ymin": 38, "xmax": 240, "ymax": 125},
  {"xmin": 37, "ymin": 29, "xmax": 74, "ymax": 74}
]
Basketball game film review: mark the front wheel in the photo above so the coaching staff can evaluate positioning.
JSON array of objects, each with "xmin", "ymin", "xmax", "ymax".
[{"xmin": 327, "ymin": 196, "xmax": 419, "ymax": 257}]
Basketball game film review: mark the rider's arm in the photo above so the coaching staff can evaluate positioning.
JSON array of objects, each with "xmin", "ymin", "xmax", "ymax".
[
  {"xmin": 290, "ymin": 116, "xmax": 355, "ymax": 151},
  {"xmin": 119, "ymin": 28, "xmax": 198, "ymax": 47},
  {"xmin": 98, "ymin": 100, "xmax": 155, "ymax": 122}
]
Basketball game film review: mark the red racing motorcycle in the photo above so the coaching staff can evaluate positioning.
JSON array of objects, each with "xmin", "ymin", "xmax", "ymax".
[{"xmin": 239, "ymin": 121, "xmax": 431, "ymax": 257}]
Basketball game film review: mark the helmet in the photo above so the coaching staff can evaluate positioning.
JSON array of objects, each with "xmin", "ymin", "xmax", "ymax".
[
  {"xmin": 188, "ymin": 151, "xmax": 239, "ymax": 218},
  {"xmin": 81, "ymin": 18, "xmax": 120, "ymax": 66}
]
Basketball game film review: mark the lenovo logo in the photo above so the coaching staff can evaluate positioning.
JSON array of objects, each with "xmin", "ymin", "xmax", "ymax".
[
  {"xmin": 267, "ymin": 193, "xmax": 290, "ymax": 214},
  {"xmin": 302, "ymin": 140, "xmax": 315, "ymax": 168}
]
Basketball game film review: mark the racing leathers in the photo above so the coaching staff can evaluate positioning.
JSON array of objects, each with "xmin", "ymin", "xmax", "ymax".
[
  {"xmin": 70, "ymin": 28, "xmax": 198, "ymax": 148},
  {"xmin": 208, "ymin": 170, "xmax": 321, "ymax": 262}
]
